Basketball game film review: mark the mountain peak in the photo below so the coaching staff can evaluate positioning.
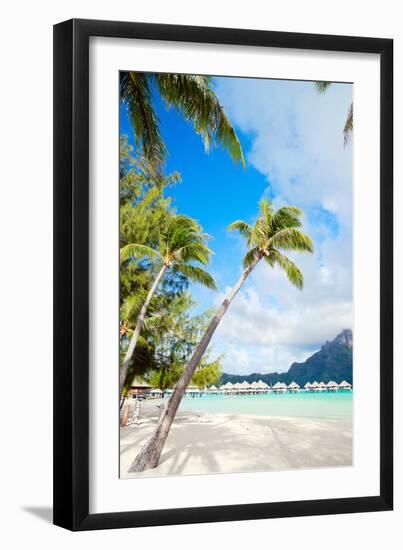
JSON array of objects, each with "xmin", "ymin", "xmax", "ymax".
[
  {"xmin": 331, "ymin": 329, "xmax": 353, "ymax": 349},
  {"xmin": 221, "ymin": 330, "xmax": 353, "ymax": 386}
]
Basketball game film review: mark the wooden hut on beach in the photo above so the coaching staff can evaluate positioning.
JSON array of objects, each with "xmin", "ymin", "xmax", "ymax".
[{"xmin": 127, "ymin": 377, "xmax": 152, "ymax": 399}]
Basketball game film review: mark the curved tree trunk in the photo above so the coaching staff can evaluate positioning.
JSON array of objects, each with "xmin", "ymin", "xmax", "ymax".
[
  {"xmin": 129, "ymin": 256, "xmax": 261, "ymax": 472},
  {"xmin": 119, "ymin": 263, "xmax": 168, "ymax": 397}
]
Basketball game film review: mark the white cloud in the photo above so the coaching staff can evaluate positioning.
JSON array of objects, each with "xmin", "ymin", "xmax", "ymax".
[
  {"xmin": 218, "ymin": 78, "xmax": 353, "ymax": 227},
  {"xmin": 209, "ymin": 77, "xmax": 353, "ymax": 374}
]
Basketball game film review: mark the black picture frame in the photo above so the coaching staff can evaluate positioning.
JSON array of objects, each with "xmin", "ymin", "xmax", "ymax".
[{"xmin": 53, "ymin": 18, "xmax": 393, "ymax": 531}]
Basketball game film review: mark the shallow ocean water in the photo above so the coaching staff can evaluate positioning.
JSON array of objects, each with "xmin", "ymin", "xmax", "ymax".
[{"xmin": 175, "ymin": 392, "xmax": 353, "ymax": 420}]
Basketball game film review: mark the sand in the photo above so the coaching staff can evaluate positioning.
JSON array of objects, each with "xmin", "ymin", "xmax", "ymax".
[{"xmin": 120, "ymin": 400, "xmax": 352, "ymax": 478}]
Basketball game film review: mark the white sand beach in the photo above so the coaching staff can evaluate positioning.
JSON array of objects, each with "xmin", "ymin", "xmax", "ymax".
[{"xmin": 120, "ymin": 400, "xmax": 352, "ymax": 478}]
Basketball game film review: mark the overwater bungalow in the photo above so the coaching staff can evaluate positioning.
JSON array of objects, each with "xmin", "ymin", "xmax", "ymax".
[
  {"xmin": 209, "ymin": 385, "xmax": 218, "ymax": 392},
  {"xmin": 185, "ymin": 385, "xmax": 203, "ymax": 397},
  {"xmin": 318, "ymin": 381, "xmax": 327, "ymax": 392},
  {"xmin": 222, "ymin": 382, "xmax": 234, "ymax": 394},
  {"xmin": 326, "ymin": 380, "xmax": 339, "ymax": 392},
  {"xmin": 272, "ymin": 381, "xmax": 287, "ymax": 394},
  {"xmin": 241, "ymin": 381, "xmax": 251, "ymax": 393},
  {"xmin": 311, "ymin": 381, "xmax": 320, "ymax": 392},
  {"xmin": 257, "ymin": 380, "xmax": 271, "ymax": 393},
  {"xmin": 259, "ymin": 381, "xmax": 271, "ymax": 393},
  {"xmin": 338, "ymin": 380, "xmax": 352, "ymax": 391},
  {"xmin": 288, "ymin": 381, "xmax": 300, "ymax": 393},
  {"xmin": 304, "ymin": 382, "xmax": 313, "ymax": 392}
]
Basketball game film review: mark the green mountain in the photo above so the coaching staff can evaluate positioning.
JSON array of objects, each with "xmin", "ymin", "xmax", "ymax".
[{"xmin": 221, "ymin": 329, "xmax": 353, "ymax": 386}]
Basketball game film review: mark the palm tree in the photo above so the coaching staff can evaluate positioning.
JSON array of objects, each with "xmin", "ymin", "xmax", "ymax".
[
  {"xmin": 315, "ymin": 81, "xmax": 353, "ymax": 145},
  {"xmin": 130, "ymin": 199, "xmax": 314, "ymax": 472},
  {"xmin": 119, "ymin": 214, "xmax": 217, "ymax": 396},
  {"xmin": 120, "ymin": 72, "xmax": 245, "ymax": 167}
]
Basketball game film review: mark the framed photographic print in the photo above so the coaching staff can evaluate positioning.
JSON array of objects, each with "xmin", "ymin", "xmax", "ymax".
[{"xmin": 53, "ymin": 19, "xmax": 393, "ymax": 530}]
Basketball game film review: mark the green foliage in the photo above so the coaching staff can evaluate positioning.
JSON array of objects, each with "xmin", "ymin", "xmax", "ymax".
[
  {"xmin": 228, "ymin": 199, "xmax": 313, "ymax": 289},
  {"xmin": 315, "ymin": 81, "xmax": 332, "ymax": 93},
  {"xmin": 191, "ymin": 358, "xmax": 222, "ymax": 389},
  {"xmin": 146, "ymin": 299, "xmax": 222, "ymax": 390},
  {"xmin": 148, "ymin": 364, "xmax": 183, "ymax": 391},
  {"xmin": 120, "ymin": 72, "xmax": 245, "ymax": 168},
  {"xmin": 119, "ymin": 140, "xmax": 219, "ymax": 386}
]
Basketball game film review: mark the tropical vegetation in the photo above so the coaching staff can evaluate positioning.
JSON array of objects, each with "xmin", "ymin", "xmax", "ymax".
[
  {"xmin": 120, "ymin": 72, "xmax": 245, "ymax": 168},
  {"xmin": 118, "ymin": 70, "xmax": 246, "ymax": 402},
  {"xmin": 119, "ymin": 138, "xmax": 221, "ymax": 401},
  {"xmin": 130, "ymin": 199, "xmax": 314, "ymax": 472}
]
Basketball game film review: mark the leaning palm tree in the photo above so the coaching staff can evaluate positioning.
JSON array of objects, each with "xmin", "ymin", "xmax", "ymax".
[
  {"xmin": 119, "ymin": 214, "xmax": 217, "ymax": 396},
  {"xmin": 315, "ymin": 81, "xmax": 353, "ymax": 145},
  {"xmin": 120, "ymin": 72, "xmax": 245, "ymax": 167},
  {"xmin": 130, "ymin": 199, "xmax": 314, "ymax": 472}
]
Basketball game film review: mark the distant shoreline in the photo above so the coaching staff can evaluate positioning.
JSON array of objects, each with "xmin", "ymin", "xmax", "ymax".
[{"xmin": 120, "ymin": 403, "xmax": 353, "ymax": 478}]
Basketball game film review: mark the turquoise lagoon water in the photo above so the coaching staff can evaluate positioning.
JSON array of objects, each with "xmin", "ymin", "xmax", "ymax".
[{"xmin": 176, "ymin": 392, "xmax": 353, "ymax": 421}]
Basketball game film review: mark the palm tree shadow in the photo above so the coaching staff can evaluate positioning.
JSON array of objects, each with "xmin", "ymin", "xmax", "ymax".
[{"xmin": 22, "ymin": 506, "xmax": 53, "ymax": 524}]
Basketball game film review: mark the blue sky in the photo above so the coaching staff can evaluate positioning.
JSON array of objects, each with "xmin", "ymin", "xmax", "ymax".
[{"xmin": 120, "ymin": 76, "xmax": 353, "ymax": 374}]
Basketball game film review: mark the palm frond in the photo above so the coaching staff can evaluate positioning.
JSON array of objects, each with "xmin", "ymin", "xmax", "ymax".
[
  {"xmin": 174, "ymin": 264, "xmax": 217, "ymax": 290},
  {"xmin": 243, "ymin": 246, "xmax": 261, "ymax": 268},
  {"xmin": 259, "ymin": 198, "xmax": 274, "ymax": 222},
  {"xmin": 174, "ymin": 241, "xmax": 212, "ymax": 265},
  {"xmin": 120, "ymin": 243, "xmax": 161, "ymax": 262},
  {"xmin": 315, "ymin": 81, "xmax": 332, "ymax": 93},
  {"xmin": 270, "ymin": 206, "xmax": 303, "ymax": 232},
  {"xmin": 215, "ymin": 110, "xmax": 245, "ymax": 166},
  {"xmin": 265, "ymin": 250, "xmax": 304, "ymax": 289},
  {"xmin": 227, "ymin": 220, "xmax": 253, "ymax": 241},
  {"xmin": 270, "ymin": 227, "xmax": 314, "ymax": 253},
  {"xmin": 156, "ymin": 73, "xmax": 245, "ymax": 166},
  {"xmin": 344, "ymin": 102, "xmax": 353, "ymax": 146},
  {"xmin": 120, "ymin": 72, "xmax": 166, "ymax": 166},
  {"xmin": 120, "ymin": 292, "xmax": 147, "ymax": 322}
]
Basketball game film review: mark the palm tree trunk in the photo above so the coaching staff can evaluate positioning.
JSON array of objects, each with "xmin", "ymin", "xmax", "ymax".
[
  {"xmin": 119, "ymin": 263, "xmax": 168, "ymax": 397},
  {"xmin": 129, "ymin": 255, "xmax": 261, "ymax": 472}
]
